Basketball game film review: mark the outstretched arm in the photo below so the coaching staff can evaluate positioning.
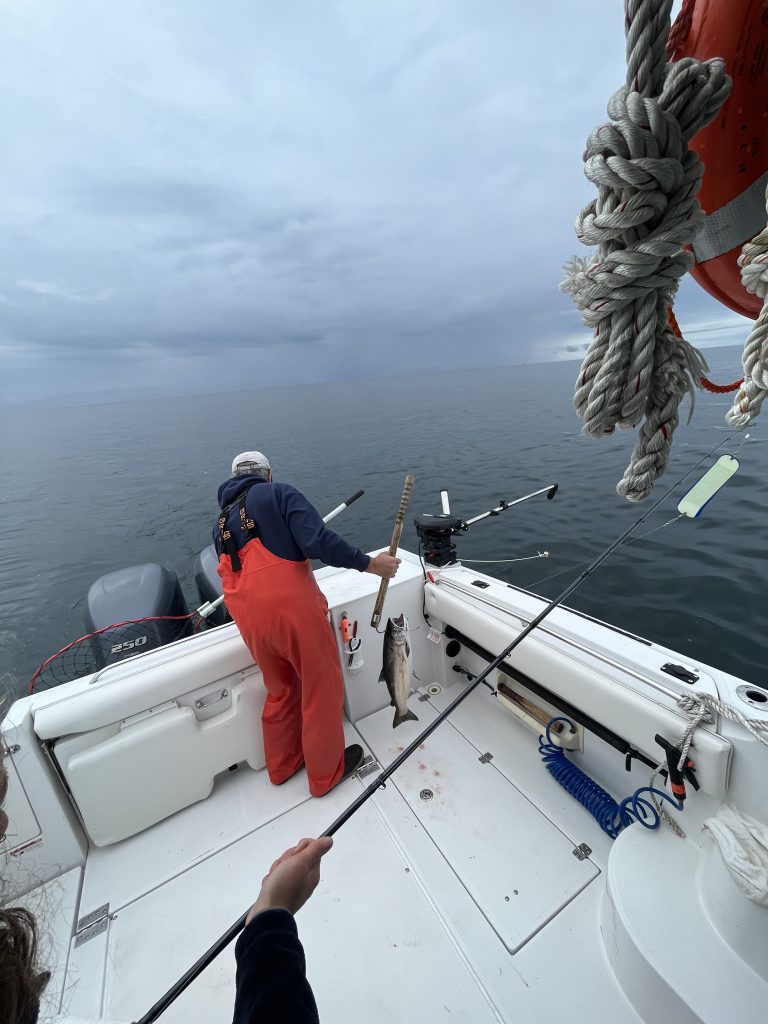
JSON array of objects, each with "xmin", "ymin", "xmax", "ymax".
[
  {"xmin": 232, "ymin": 838, "xmax": 333, "ymax": 1024},
  {"xmin": 279, "ymin": 486, "xmax": 400, "ymax": 578}
]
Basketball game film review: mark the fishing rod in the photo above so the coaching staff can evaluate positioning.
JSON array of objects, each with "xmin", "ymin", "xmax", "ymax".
[
  {"xmin": 196, "ymin": 488, "xmax": 366, "ymax": 620},
  {"xmin": 133, "ymin": 435, "xmax": 735, "ymax": 1024}
]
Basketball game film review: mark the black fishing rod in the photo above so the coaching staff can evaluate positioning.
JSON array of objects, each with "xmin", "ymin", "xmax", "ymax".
[{"xmin": 133, "ymin": 436, "xmax": 734, "ymax": 1024}]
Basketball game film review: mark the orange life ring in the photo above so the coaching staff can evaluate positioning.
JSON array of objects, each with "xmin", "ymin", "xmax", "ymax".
[{"xmin": 668, "ymin": 0, "xmax": 768, "ymax": 320}]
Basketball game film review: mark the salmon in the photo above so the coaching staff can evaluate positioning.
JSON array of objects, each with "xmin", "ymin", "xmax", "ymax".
[{"xmin": 380, "ymin": 613, "xmax": 418, "ymax": 729}]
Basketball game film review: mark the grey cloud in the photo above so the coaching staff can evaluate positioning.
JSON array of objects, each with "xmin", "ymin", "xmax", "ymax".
[
  {"xmin": 0, "ymin": 0, "xmax": 749, "ymax": 406},
  {"xmin": 78, "ymin": 179, "xmax": 239, "ymax": 220}
]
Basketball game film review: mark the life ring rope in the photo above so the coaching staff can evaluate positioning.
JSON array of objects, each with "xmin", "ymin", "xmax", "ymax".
[{"xmin": 666, "ymin": 308, "xmax": 744, "ymax": 394}]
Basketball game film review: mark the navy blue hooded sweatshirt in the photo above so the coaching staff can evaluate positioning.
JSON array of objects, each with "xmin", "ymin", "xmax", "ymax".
[{"xmin": 215, "ymin": 475, "xmax": 369, "ymax": 572}]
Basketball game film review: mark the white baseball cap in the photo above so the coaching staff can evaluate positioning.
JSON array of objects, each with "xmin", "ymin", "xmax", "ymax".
[{"xmin": 231, "ymin": 451, "xmax": 271, "ymax": 477}]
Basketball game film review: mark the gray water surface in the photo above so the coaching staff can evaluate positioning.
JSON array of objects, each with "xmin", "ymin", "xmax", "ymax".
[{"xmin": 1, "ymin": 345, "xmax": 764, "ymax": 703}]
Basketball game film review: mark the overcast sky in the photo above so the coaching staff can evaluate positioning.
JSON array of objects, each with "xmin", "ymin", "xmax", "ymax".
[{"xmin": 0, "ymin": 0, "xmax": 749, "ymax": 405}]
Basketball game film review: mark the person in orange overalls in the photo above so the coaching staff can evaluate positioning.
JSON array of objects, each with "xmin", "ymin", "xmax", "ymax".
[{"xmin": 215, "ymin": 451, "xmax": 399, "ymax": 797}]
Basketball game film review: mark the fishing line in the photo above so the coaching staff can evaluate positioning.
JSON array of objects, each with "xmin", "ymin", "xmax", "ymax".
[
  {"xmin": 525, "ymin": 514, "xmax": 685, "ymax": 591},
  {"xmin": 461, "ymin": 551, "xmax": 549, "ymax": 564},
  {"xmin": 133, "ymin": 431, "xmax": 736, "ymax": 1024}
]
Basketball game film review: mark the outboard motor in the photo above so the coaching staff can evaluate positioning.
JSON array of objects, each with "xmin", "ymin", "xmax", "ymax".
[
  {"xmin": 193, "ymin": 544, "xmax": 230, "ymax": 626},
  {"xmin": 84, "ymin": 563, "xmax": 192, "ymax": 668}
]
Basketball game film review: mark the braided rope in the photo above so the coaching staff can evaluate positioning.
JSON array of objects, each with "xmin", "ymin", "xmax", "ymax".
[
  {"xmin": 561, "ymin": 0, "xmax": 731, "ymax": 501},
  {"xmin": 665, "ymin": 0, "xmax": 696, "ymax": 61},
  {"xmin": 676, "ymin": 692, "xmax": 768, "ymax": 786},
  {"xmin": 726, "ymin": 185, "xmax": 768, "ymax": 429}
]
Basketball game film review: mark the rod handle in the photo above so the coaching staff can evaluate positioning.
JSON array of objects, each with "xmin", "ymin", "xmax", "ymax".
[{"xmin": 344, "ymin": 489, "xmax": 365, "ymax": 507}]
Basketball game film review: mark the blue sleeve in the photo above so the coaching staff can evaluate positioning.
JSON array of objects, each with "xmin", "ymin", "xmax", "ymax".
[
  {"xmin": 232, "ymin": 909, "xmax": 319, "ymax": 1024},
  {"xmin": 277, "ymin": 485, "xmax": 370, "ymax": 571}
]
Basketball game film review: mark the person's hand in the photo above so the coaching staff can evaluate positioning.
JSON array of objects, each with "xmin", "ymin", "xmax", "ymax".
[
  {"xmin": 366, "ymin": 553, "xmax": 401, "ymax": 579},
  {"xmin": 246, "ymin": 837, "xmax": 333, "ymax": 922}
]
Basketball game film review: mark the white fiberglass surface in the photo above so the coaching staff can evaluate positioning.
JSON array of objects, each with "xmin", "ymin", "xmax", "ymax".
[
  {"xmin": 69, "ymin": 782, "xmax": 503, "ymax": 1024},
  {"xmin": 356, "ymin": 698, "xmax": 599, "ymax": 953},
  {"xmin": 60, "ymin": 699, "xmax": 647, "ymax": 1024}
]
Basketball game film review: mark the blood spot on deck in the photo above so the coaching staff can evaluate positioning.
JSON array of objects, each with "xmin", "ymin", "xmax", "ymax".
[
  {"xmin": 433, "ymin": 769, "xmax": 441, "ymax": 777},
  {"xmin": 417, "ymin": 762, "xmax": 427, "ymax": 770}
]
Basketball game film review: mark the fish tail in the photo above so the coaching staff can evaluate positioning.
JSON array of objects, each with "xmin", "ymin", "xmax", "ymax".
[{"xmin": 393, "ymin": 708, "xmax": 419, "ymax": 728}]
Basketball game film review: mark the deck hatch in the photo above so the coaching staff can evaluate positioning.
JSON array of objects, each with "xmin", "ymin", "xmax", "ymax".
[{"xmin": 357, "ymin": 701, "xmax": 600, "ymax": 954}]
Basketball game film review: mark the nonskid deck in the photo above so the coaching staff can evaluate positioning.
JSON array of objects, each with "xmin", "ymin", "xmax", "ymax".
[{"xmin": 55, "ymin": 691, "xmax": 642, "ymax": 1024}]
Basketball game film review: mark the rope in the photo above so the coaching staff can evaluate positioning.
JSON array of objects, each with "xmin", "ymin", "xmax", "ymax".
[
  {"xmin": 677, "ymin": 692, "xmax": 768, "ymax": 760},
  {"xmin": 561, "ymin": 0, "xmax": 732, "ymax": 502},
  {"xmin": 665, "ymin": 0, "xmax": 696, "ymax": 61},
  {"xmin": 648, "ymin": 758, "xmax": 686, "ymax": 837},
  {"xmin": 726, "ymin": 185, "xmax": 768, "ymax": 429},
  {"xmin": 653, "ymin": 690, "xmax": 768, "ymax": 837}
]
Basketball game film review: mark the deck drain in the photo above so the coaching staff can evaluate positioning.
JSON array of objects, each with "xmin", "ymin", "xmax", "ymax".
[
  {"xmin": 420, "ymin": 789, "xmax": 433, "ymax": 801},
  {"xmin": 427, "ymin": 684, "xmax": 442, "ymax": 696},
  {"xmin": 736, "ymin": 684, "xmax": 768, "ymax": 709}
]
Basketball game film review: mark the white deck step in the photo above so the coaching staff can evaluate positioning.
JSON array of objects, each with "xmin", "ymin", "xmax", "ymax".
[{"xmin": 604, "ymin": 824, "xmax": 768, "ymax": 1024}]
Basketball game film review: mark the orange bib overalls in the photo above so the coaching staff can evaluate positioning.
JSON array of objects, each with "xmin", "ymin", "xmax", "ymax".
[{"xmin": 218, "ymin": 530, "xmax": 345, "ymax": 797}]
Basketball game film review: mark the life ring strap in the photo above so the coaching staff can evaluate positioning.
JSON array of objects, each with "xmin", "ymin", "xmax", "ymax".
[{"xmin": 667, "ymin": 307, "xmax": 744, "ymax": 394}]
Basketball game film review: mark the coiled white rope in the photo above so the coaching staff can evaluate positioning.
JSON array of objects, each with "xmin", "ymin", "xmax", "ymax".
[
  {"xmin": 561, "ymin": 0, "xmax": 731, "ymax": 502},
  {"xmin": 727, "ymin": 185, "xmax": 768, "ymax": 429}
]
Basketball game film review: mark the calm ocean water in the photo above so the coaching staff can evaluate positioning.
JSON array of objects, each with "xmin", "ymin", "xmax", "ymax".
[{"xmin": 1, "ymin": 344, "xmax": 765, "ymax": 705}]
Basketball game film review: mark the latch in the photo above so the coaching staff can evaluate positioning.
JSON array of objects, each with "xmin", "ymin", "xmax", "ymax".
[
  {"xmin": 195, "ymin": 688, "xmax": 228, "ymax": 710},
  {"xmin": 74, "ymin": 903, "xmax": 110, "ymax": 947}
]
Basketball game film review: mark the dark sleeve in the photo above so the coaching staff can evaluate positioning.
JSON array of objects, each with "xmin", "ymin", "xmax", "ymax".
[
  {"xmin": 277, "ymin": 485, "xmax": 370, "ymax": 571},
  {"xmin": 232, "ymin": 908, "xmax": 319, "ymax": 1024}
]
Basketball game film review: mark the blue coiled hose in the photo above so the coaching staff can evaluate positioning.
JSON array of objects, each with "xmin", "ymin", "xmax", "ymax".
[{"xmin": 538, "ymin": 717, "xmax": 683, "ymax": 839}]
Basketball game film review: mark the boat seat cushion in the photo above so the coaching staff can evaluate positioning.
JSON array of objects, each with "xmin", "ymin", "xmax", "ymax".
[{"xmin": 54, "ymin": 677, "xmax": 265, "ymax": 846}]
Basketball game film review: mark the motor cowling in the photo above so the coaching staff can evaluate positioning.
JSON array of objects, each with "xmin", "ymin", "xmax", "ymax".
[{"xmin": 84, "ymin": 563, "xmax": 192, "ymax": 668}]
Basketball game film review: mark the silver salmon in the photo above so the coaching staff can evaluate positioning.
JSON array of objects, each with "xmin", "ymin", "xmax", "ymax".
[{"xmin": 380, "ymin": 613, "xmax": 419, "ymax": 729}]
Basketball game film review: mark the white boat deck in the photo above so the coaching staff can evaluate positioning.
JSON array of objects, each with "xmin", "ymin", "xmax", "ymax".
[
  {"xmin": 7, "ymin": 555, "xmax": 766, "ymax": 1024},
  {"xmin": 54, "ymin": 688, "xmax": 644, "ymax": 1024}
]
